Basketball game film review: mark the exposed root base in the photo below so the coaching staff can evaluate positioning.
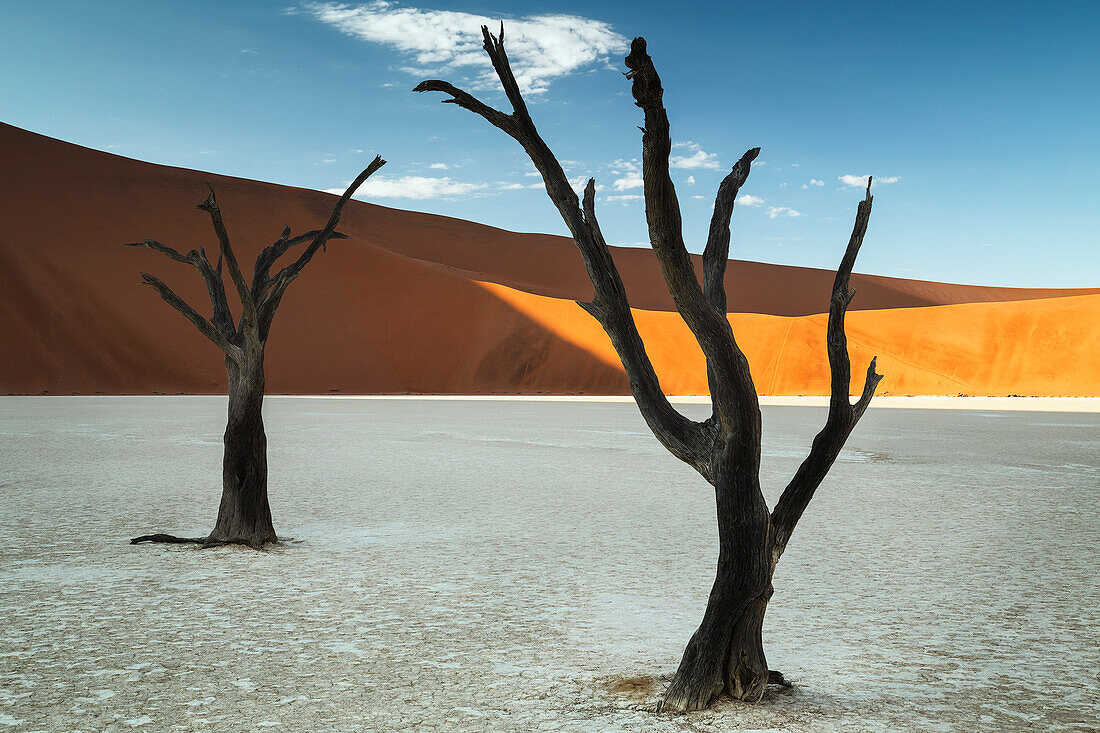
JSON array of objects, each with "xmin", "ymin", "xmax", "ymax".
[
  {"xmin": 130, "ymin": 533, "xmax": 275, "ymax": 549},
  {"xmin": 657, "ymin": 669, "xmax": 791, "ymax": 714},
  {"xmin": 768, "ymin": 670, "xmax": 792, "ymax": 688}
]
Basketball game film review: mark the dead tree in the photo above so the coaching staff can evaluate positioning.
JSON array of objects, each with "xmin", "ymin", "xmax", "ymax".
[
  {"xmin": 416, "ymin": 29, "xmax": 882, "ymax": 712},
  {"xmin": 127, "ymin": 157, "xmax": 385, "ymax": 549}
]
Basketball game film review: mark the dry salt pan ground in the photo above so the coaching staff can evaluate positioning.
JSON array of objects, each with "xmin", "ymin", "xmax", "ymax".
[{"xmin": 1, "ymin": 397, "xmax": 1098, "ymax": 732}]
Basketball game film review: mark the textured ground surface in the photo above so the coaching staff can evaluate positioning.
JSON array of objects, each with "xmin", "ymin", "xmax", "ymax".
[{"xmin": 1, "ymin": 397, "xmax": 1098, "ymax": 731}]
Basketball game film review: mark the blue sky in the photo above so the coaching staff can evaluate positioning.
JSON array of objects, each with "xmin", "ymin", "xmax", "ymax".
[{"xmin": 2, "ymin": 1, "xmax": 1096, "ymax": 287}]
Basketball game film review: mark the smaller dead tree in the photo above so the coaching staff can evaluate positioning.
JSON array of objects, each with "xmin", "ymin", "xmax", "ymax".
[{"xmin": 127, "ymin": 157, "xmax": 385, "ymax": 548}]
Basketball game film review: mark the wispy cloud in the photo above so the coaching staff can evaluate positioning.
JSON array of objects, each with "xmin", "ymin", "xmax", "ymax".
[
  {"xmin": 428, "ymin": 162, "xmax": 448, "ymax": 169},
  {"xmin": 839, "ymin": 174, "xmax": 900, "ymax": 188},
  {"xmin": 736, "ymin": 194, "xmax": 764, "ymax": 207},
  {"xmin": 329, "ymin": 175, "xmax": 488, "ymax": 200},
  {"xmin": 766, "ymin": 206, "xmax": 802, "ymax": 218},
  {"xmin": 304, "ymin": 1, "xmax": 628, "ymax": 94},
  {"xmin": 605, "ymin": 194, "xmax": 642, "ymax": 204},
  {"xmin": 610, "ymin": 159, "xmax": 642, "ymax": 190},
  {"xmin": 801, "ymin": 178, "xmax": 824, "ymax": 189},
  {"xmin": 670, "ymin": 141, "xmax": 720, "ymax": 170}
]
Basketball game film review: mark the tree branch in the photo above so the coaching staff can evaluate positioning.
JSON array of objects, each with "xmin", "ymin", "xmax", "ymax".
[
  {"xmin": 123, "ymin": 239, "xmax": 193, "ymax": 265},
  {"xmin": 411, "ymin": 80, "xmax": 518, "ymax": 136},
  {"xmin": 702, "ymin": 148, "xmax": 760, "ymax": 313},
  {"xmin": 770, "ymin": 180, "xmax": 883, "ymax": 564},
  {"xmin": 258, "ymin": 156, "xmax": 386, "ymax": 342},
  {"xmin": 251, "ymin": 228, "xmax": 348, "ymax": 302},
  {"xmin": 700, "ymin": 147, "xmax": 759, "ymax": 418},
  {"xmin": 624, "ymin": 37, "xmax": 758, "ymax": 439},
  {"xmin": 138, "ymin": 272, "xmax": 243, "ymax": 364},
  {"xmin": 479, "ymin": 23, "xmax": 534, "ymax": 127},
  {"xmin": 124, "ymin": 239, "xmax": 234, "ymax": 336},
  {"xmin": 580, "ymin": 178, "xmax": 717, "ymax": 478},
  {"xmin": 197, "ymin": 184, "xmax": 259, "ymax": 352},
  {"xmin": 415, "ymin": 26, "xmax": 714, "ymax": 479}
]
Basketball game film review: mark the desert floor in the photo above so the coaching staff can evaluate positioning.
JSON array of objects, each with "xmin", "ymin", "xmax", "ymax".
[{"xmin": 1, "ymin": 398, "xmax": 1098, "ymax": 731}]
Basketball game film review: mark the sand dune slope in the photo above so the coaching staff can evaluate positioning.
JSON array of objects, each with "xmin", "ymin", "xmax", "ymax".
[
  {"xmin": 1, "ymin": 123, "xmax": 1095, "ymax": 396},
  {"xmin": 485, "ymin": 283, "xmax": 1100, "ymax": 397}
]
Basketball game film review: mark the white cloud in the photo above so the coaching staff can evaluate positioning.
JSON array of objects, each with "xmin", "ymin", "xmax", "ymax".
[
  {"xmin": 766, "ymin": 206, "xmax": 803, "ymax": 219},
  {"xmin": 328, "ymin": 175, "xmax": 487, "ymax": 200},
  {"xmin": 839, "ymin": 174, "xmax": 900, "ymax": 188},
  {"xmin": 736, "ymin": 194, "xmax": 764, "ymax": 207},
  {"xmin": 612, "ymin": 174, "xmax": 642, "ymax": 191},
  {"xmin": 322, "ymin": 156, "xmax": 337, "ymax": 163},
  {"xmin": 429, "ymin": 162, "xmax": 448, "ymax": 169},
  {"xmin": 669, "ymin": 142, "xmax": 720, "ymax": 170},
  {"xmin": 610, "ymin": 159, "xmax": 643, "ymax": 190},
  {"xmin": 685, "ymin": 175, "xmax": 695, "ymax": 186},
  {"xmin": 605, "ymin": 194, "xmax": 642, "ymax": 203},
  {"xmin": 305, "ymin": 1, "xmax": 628, "ymax": 95},
  {"xmin": 498, "ymin": 182, "xmax": 544, "ymax": 190},
  {"xmin": 801, "ymin": 178, "xmax": 824, "ymax": 189}
]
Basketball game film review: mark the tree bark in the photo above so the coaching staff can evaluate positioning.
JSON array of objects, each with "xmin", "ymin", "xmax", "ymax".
[
  {"xmin": 205, "ymin": 360, "xmax": 274, "ymax": 548},
  {"xmin": 660, "ymin": 445, "xmax": 772, "ymax": 712}
]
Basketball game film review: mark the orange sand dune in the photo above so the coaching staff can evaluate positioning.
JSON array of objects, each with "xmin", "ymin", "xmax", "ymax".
[
  {"xmin": 1, "ymin": 122, "xmax": 1096, "ymax": 396},
  {"xmin": 485, "ymin": 283, "xmax": 1100, "ymax": 397}
]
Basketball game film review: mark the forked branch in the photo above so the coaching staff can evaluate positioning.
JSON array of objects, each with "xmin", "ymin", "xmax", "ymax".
[
  {"xmin": 251, "ymin": 229, "xmax": 349, "ymax": 301},
  {"xmin": 258, "ymin": 155, "xmax": 386, "ymax": 341},
  {"xmin": 198, "ymin": 186, "xmax": 259, "ymax": 349},
  {"xmin": 415, "ymin": 26, "xmax": 714, "ymax": 479},
  {"xmin": 138, "ymin": 272, "xmax": 243, "ymax": 364},
  {"xmin": 624, "ymin": 37, "xmax": 757, "ymax": 437},
  {"xmin": 770, "ymin": 180, "xmax": 884, "ymax": 563},
  {"xmin": 124, "ymin": 239, "xmax": 234, "ymax": 334}
]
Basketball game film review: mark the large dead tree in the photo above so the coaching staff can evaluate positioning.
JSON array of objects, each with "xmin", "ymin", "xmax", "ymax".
[
  {"xmin": 416, "ymin": 29, "xmax": 882, "ymax": 712},
  {"xmin": 127, "ymin": 158, "xmax": 385, "ymax": 549}
]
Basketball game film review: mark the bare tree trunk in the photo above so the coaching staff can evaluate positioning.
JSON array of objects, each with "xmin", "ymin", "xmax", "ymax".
[
  {"xmin": 661, "ymin": 448, "xmax": 772, "ymax": 711},
  {"xmin": 205, "ymin": 360, "xmax": 273, "ymax": 548}
]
